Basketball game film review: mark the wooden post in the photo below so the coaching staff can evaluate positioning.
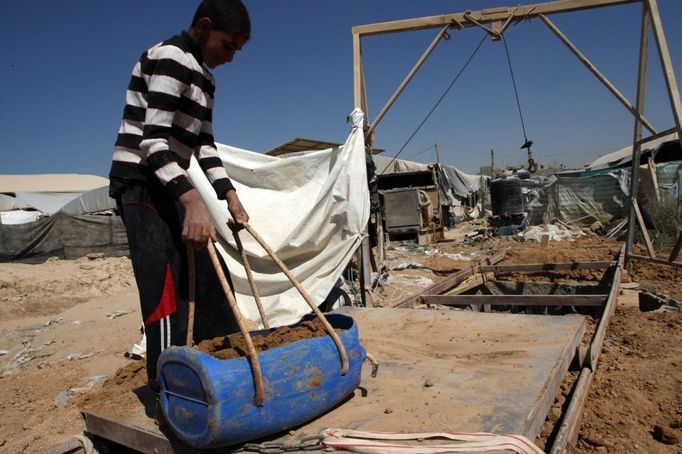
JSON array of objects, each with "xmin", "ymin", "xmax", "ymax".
[
  {"xmin": 365, "ymin": 23, "xmax": 452, "ymax": 140},
  {"xmin": 646, "ymin": 0, "xmax": 682, "ymax": 138},
  {"xmin": 625, "ymin": 4, "xmax": 651, "ymax": 263},
  {"xmin": 539, "ymin": 13, "xmax": 656, "ymax": 135},
  {"xmin": 647, "ymin": 157, "xmax": 661, "ymax": 202},
  {"xmin": 632, "ymin": 198, "xmax": 656, "ymax": 258}
]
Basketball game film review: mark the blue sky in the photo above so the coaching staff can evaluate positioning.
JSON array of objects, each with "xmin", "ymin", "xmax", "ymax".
[{"xmin": 1, "ymin": 0, "xmax": 680, "ymax": 176}]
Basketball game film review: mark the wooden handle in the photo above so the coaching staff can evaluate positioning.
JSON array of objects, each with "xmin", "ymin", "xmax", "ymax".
[
  {"xmin": 243, "ymin": 223, "xmax": 349, "ymax": 375},
  {"xmin": 234, "ymin": 231, "xmax": 269, "ymax": 329},
  {"xmin": 186, "ymin": 246, "xmax": 196, "ymax": 347},
  {"xmin": 207, "ymin": 241, "xmax": 265, "ymax": 406}
]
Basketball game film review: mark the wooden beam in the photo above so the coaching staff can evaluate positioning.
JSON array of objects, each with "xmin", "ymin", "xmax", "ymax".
[
  {"xmin": 587, "ymin": 248, "xmax": 624, "ymax": 370},
  {"xmin": 632, "ymin": 198, "xmax": 656, "ymax": 258},
  {"xmin": 352, "ymin": 32, "xmax": 363, "ymax": 110},
  {"xmin": 360, "ymin": 236, "xmax": 374, "ymax": 307},
  {"xmin": 81, "ymin": 412, "xmax": 203, "ymax": 453},
  {"xmin": 625, "ymin": 4, "xmax": 651, "ymax": 262},
  {"xmin": 365, "ymin": 23, "xmax": 451, "ymax": 140},
  {"xmin": 646, "ymin": 0, "xmax": 682, "ymax": 137},
  {"xmin": 480, "ymin": 261, "xmax": 615, "ymax": 273},
  {"xmin": 630, "ymin": 253, "xmax": 682, "ymax": 269},
  {"xmin": 352, "ymin": 0, "xmax": 640, "ymax": 37},
  {"xmin": 539, "ymin": 13, "xmax": 656, "ymax": 135},
  {"xmin": 549, "ymin": 367, "xmax": 594, "ymax": 453},
  {"xmin": 669, "ymin": 230, "xmax": 682, "ymax": 262},
  {"xmin": 421, "ymin": 294, "xmax": 607, "ymax": 306},
  {"xmin": 391, "ymin": 251, "xmax": 506, "ymax": 308},
  {"xmin": 552, "ymin": 248, "xmax": 624, "ymax": 453}
]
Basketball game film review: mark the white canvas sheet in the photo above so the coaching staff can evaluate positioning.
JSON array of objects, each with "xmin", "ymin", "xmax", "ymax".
[{"xmin": 188, "ymin": 109, "xmax": 369, "ymax": 327}]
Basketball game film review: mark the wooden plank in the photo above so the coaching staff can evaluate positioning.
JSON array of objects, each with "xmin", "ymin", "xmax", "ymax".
[
  {"xmin": 630, "ymin": 253, "xmax": 682, "ymax": 269},
  {"xmin": 480, "ymin": 260, "xmax": 615, "ymax": 273},
  {"xmin": 365, "ymin": 24, "xmax": 450, "ymax": 140},
  {"xmin": 360, "ymin": 235, "xmax": 374, "ymax": 307},
  {"xmin": 539, "ymin": 13, "xmax": 656, "ymax": 135},
  {"xmin": 587, "ymin": 250, "xmax": 624, "ymax": 370},
  {"xmin": 421, "ymin": 294, "xmax": 607, "ymax": 307},
  {"xmin": 390, "ymin": 251, "xmax": 506, "ymax": 308},
  {"xmin": 646, "ymin": 0, "xmax": 682, "ymax": 136},
  {"xmin": 352, "ymin": 33, "xmax": 363, "ymax": 109},
  {"xmin": 669, "ymin": 230, "xmax": 682, "ymax": 262},
  {"xmin": 44, "ymin": 438, "xmax": 85, "ymax": 454},
  {"xmin": 625, "ymin": 5, "xmax": 651, "ymax": 261},
  {"xmin": 81, "ymin": 412, "xmax": 204, "ymax": 454},
  {"xmin": 444, "ymin": 272, "xmax": 494, "ymax": 295},
  {"xmin": 648, "ymin": 157, "xmax": 661, "ymax": 202},
  {"xmin": 352, "ymin": 0, "xmax": 639, "ymax": 37},
  {"xmin": 300, "ymin": 307, "xmax": 587, "ymax": 442},
  {"xmin": 632, "ymin": 198, "xmax": 656, "ymax": 258},
  {"xmin": 549, "ymin": 367, "xmax": 595, "ymax": 453}
]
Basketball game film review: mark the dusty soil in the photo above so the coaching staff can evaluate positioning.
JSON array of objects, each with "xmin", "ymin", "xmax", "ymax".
[
  {"xmin": 197, "ymin": 318, "xmax": 335, "ymax": 359},
  {"xmin": 0, "ymin": 229, "xmax": 681, "ymax": 453}
]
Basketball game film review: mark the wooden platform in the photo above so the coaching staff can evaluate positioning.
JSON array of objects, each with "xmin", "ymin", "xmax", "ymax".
[{"xmin": 77, "ymin": 307, "xmax": 585, "ymax": 453}]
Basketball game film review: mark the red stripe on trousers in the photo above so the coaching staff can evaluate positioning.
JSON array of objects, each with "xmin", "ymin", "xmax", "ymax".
[{"xmin": 144, "ymin": 262, "xmax": 177, "ymax": 324}]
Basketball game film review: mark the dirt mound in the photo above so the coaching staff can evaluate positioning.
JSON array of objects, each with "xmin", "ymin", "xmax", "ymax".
[
  {"xmin": 0, "ymin": 256, "xmax": 135, "ymax": 320},
  {"xmin": 197, "ymin": 318, "xmax": 334, "ymax": 359}
]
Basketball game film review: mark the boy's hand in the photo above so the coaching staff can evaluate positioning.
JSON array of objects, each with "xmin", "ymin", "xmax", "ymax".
[
  {"xmin": 179, "ymin": 189, "xmax": 215, "ymax": 248},
  {"xmin": 226, "ymin": 190, "xmax": 249, "ymax": 231}
]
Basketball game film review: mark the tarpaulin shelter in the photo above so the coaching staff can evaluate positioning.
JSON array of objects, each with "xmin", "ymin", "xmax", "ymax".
[{"xmin": 190, "ymin": 109, "xmax": 369, "ymax": 327}]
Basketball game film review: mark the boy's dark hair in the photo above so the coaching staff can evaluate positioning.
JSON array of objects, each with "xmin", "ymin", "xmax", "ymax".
[{"xmin": 192, "ymin": 0, "xmax": 251, "ymax": 39}]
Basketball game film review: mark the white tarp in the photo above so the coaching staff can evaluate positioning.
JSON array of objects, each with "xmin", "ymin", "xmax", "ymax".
[
  {"xmin": 188, "ymin": 109, "xmax": 369, "ymax": 327},
  {"xmin": 13, "ymin": 192, "xmax": 81, "ymax": 215},
  {"xmin": 61, "ymin": 185, "xmax": 117, "ymax": 215},
  {"xmin": 0, "ymin": 210, "xmax": 42, "ymax": 225}
]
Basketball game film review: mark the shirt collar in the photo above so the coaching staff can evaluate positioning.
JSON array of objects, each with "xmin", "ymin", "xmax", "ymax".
[{"xmin": 180, "ymin": 31, "xmax": 204, "ymax": 65}]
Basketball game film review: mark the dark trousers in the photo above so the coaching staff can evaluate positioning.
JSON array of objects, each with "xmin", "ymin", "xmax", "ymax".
[{"xmin": 117, "ymin": 182, "xmax": 238, "ymax": 388}]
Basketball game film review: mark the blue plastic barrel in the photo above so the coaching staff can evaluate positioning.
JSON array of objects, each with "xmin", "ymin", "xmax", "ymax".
[{"xmin": 157, "ymin": 314, "xmax": 365, "ymax": 449}]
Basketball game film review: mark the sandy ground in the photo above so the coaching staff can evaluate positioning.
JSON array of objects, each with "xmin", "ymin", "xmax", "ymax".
[{"xmin": 0, "ymin": 231, "xmax": 681, "ymax": 452}]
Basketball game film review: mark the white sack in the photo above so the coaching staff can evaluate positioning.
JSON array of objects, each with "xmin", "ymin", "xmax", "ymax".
[{"xmin": 188, "ymin": 109, "xmax": 369, "ymax": 327}]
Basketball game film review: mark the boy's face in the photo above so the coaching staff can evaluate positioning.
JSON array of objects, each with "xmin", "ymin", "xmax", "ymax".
[{"xmin": 200, "ymin": 29, "xmax": 248, "ymax": 69}]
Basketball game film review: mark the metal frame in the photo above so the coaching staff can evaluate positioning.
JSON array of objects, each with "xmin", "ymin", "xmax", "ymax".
[{"xmin": 352, "ymin": 0, "xmax": 682, "ymax": 296}]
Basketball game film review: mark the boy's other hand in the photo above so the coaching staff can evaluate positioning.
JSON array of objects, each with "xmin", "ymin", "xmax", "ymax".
[
  {"xmin": 179, "ymin": 189, "xmax": 215, "ymax": 248},
  {"xmin": 226, "ymin": 190, "xmax": 249, "ymax": 232}
]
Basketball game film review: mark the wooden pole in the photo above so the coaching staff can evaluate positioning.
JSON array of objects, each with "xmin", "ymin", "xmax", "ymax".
[
  {"xmin": 646, "ymin": 0, "xmax": 682, "ymax": 138},
  {"xmin": 632, "ymin": 198, "xmax": 656, "ymax": 258},
  {"xmin": 539, "ymin": 13, "xmax": 656, "ymax": 135},
  {"xmin": 206, "ymin": 241, "xmax": 265, "ymax": 406},
  {"xmin": 185, "ymin": 246, "xmax": 196, "ymax": 347},
  {"xmin": 233, "ymin": 231, "xmax": 270, "ymax": 329},
  {"xmin": 242, "ymin": 223, "xmax": 350, "ymax": 375},
  {"xmin": 625, "ymin": 4, "xmax": 651, "ymax": 263},
  {"xmin": 365, "ymin": 23, "xmax": 452, "ymax": 140}
]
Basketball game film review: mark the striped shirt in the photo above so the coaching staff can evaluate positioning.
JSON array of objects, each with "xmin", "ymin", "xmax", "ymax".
[{"xmin": 109, "ymin": 32, "xmax": 233, "ymax": 200}]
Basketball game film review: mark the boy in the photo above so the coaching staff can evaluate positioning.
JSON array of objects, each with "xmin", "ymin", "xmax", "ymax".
[{"xmin": 108, "ymin": 0, "xmax": 251, "ymax": 389}]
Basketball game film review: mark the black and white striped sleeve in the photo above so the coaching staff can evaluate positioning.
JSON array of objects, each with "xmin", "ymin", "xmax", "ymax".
[{"xmin": 139, "ymin": 46, "xmax": 195, "ymax": 198}]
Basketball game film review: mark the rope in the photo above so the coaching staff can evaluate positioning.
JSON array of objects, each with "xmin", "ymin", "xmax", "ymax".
[
  {"xmin": 502, "ymin": 34, "xmax": 529, "ymax": 143},
  {"xmin": 380, "ymin": 33, "xmax": 488, "ymax": 175},
  {"xmin": 321, "ymin": 428, "xmax": 545, "ymax": 454}
]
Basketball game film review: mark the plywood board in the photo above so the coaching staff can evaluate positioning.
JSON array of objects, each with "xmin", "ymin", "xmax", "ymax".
[{"xmin": 82, "ymin": 307, "xmax": 585, "ymax": 451}]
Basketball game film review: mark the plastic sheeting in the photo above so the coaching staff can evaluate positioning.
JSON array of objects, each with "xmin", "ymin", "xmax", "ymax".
[
  {"xmin": 436, "ymin": 163, "xmax": 487, "ymax": 204},
  {"xmin": 188, "ymin": 109, "xmax": 369, "ymax": 327},
  {"xmin": 0, "ymin": 210, "xmax": 42, "ymax": 225},
  {"xmin": 13, "ymin": 192, "xmax": 81, "ymax": 215},
  {"xmin": 0, "ymin": 212, "xmax": 128, "ymax": 262},
  {"xmin": 61, "ymin": 185, "xmax": 117, "ymax": 215}
]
